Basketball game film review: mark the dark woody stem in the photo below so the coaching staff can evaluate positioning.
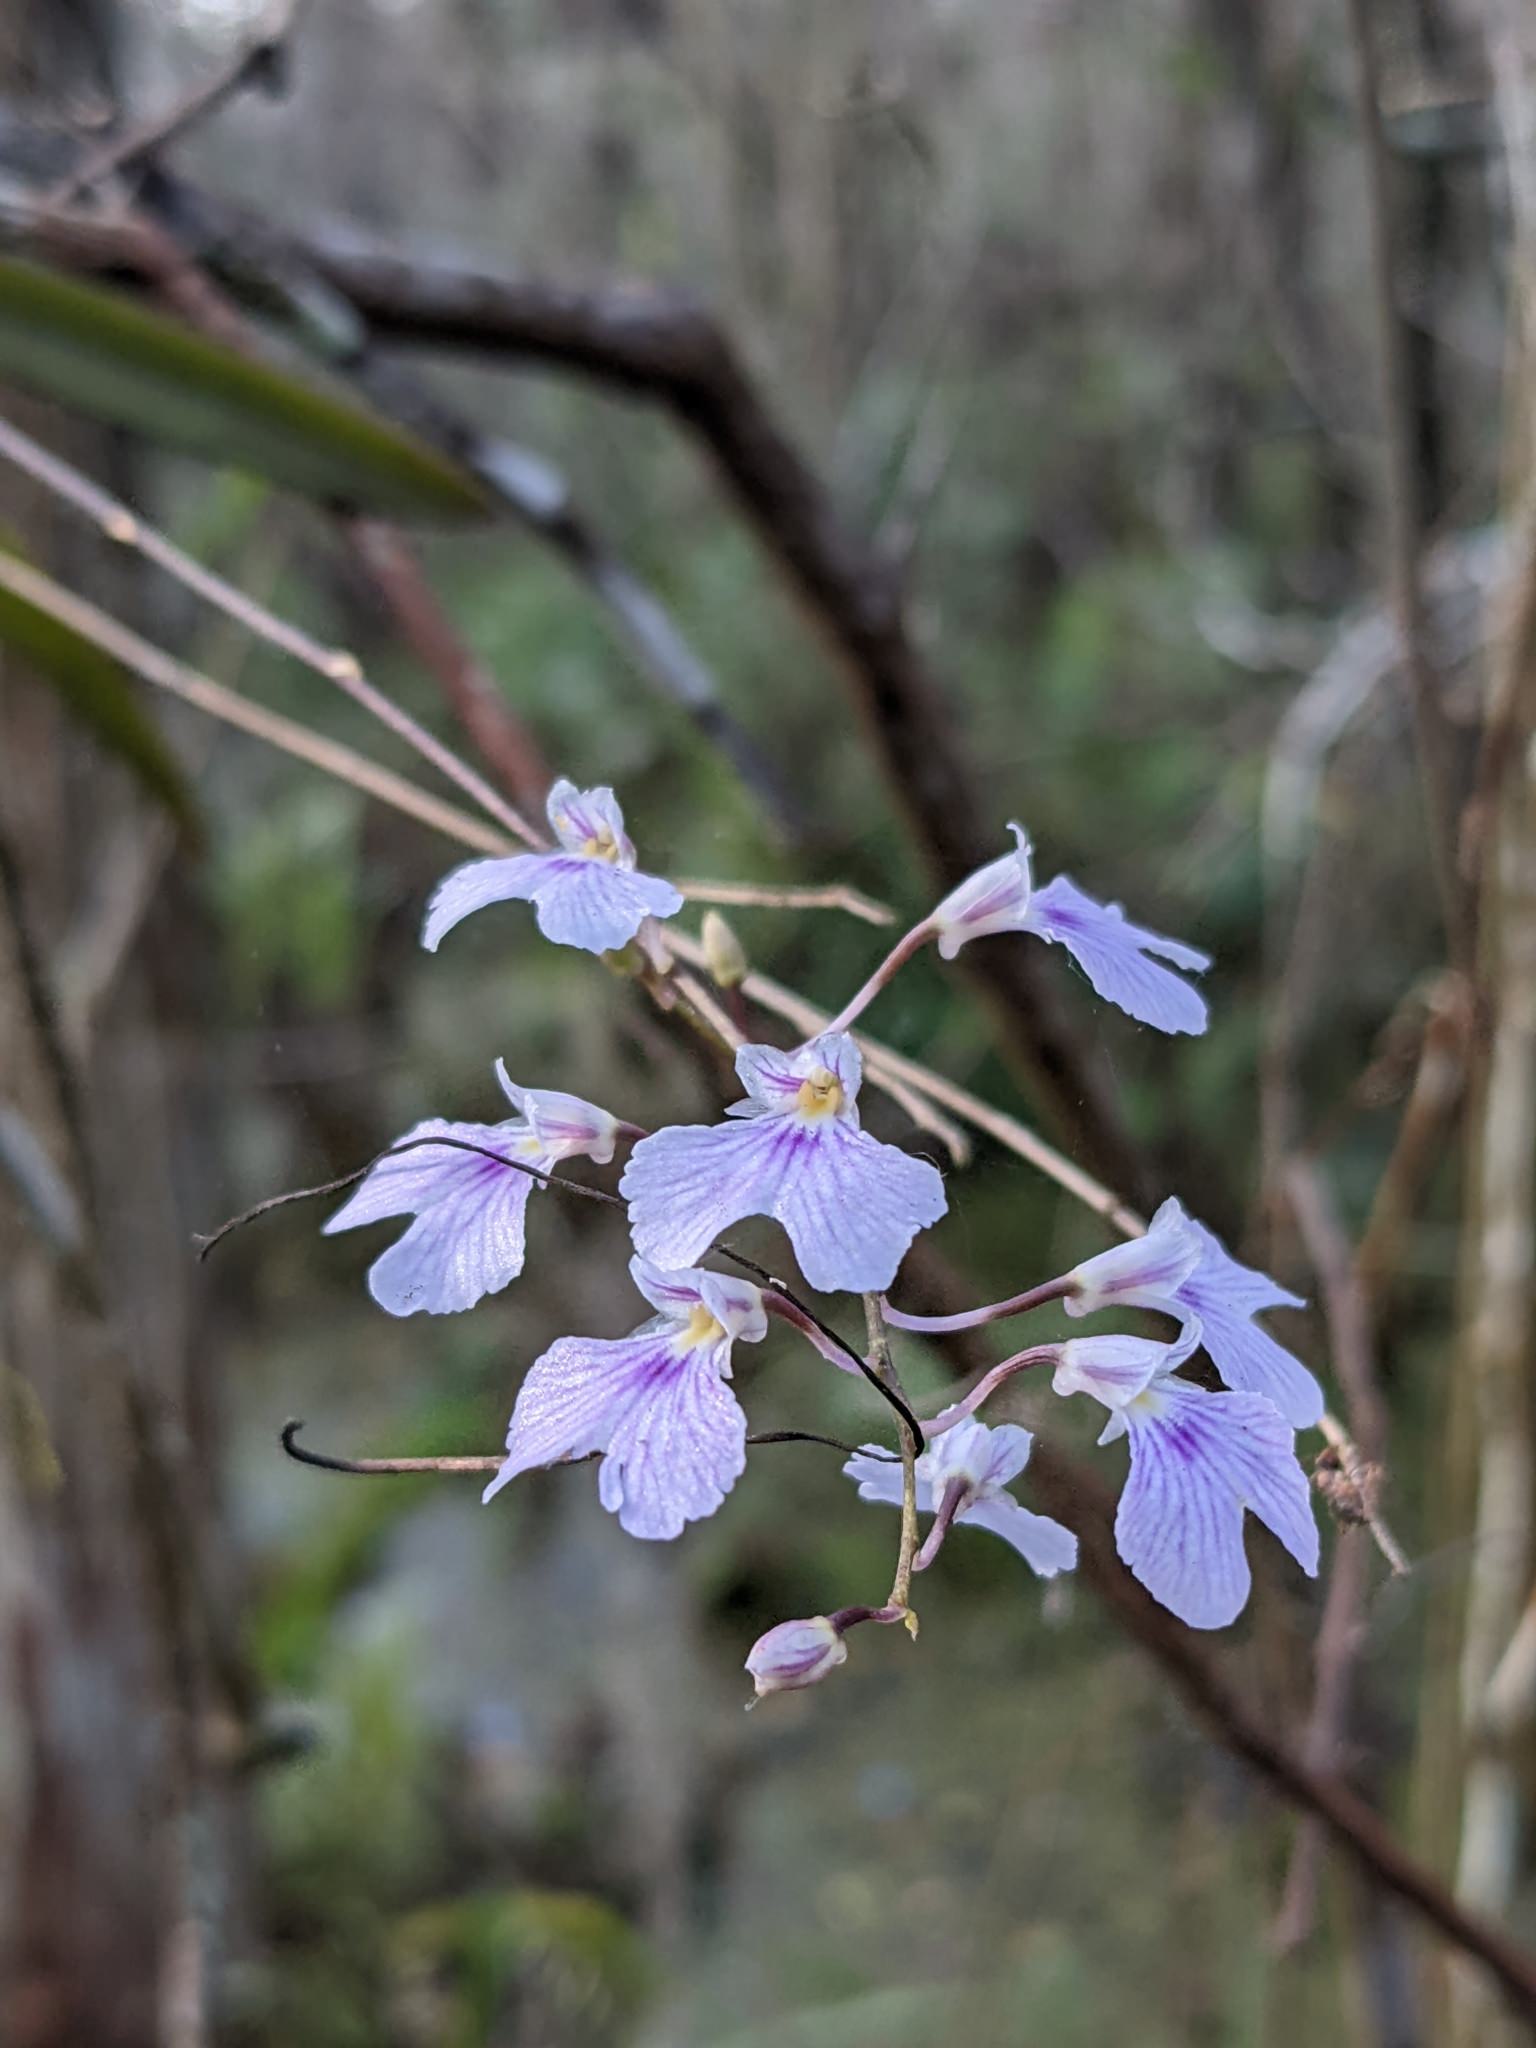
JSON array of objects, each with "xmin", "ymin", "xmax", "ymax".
[
  {"xmin": 881, "ymin": 1275, "xmax": 1073, "ymax": 1334},
  {"xmin": 820, "ymin": 919, "xmax": 937, "ymax": 1037}
]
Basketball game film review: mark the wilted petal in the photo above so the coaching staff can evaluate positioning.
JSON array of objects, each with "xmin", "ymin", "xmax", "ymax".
[
  {"xmin": 931, "ymin": 824, "xmax": 1034, "ymax": 960},
  {"xmin": 1114, "ymin": 1382, "xmax": 1318, "ymax": 1629},
  {"xmin": 774, "ymin": 1118, "xmax": 947, "ymax": 1293},
  {"xmin": 1065, "ymin": 1196, "xmax": 1204, "ymax": 1318},
  {"xmin": 323, "ymin": 1117, "xmax": 543, "ymax": 1316},
  {"xmin": 1022, "ymin": 874, "xmax": 1210, "ymax": 1035},
  {"xmin": 959, "ymin": 1495, "xmax": 1078, "ymax": 1577}
]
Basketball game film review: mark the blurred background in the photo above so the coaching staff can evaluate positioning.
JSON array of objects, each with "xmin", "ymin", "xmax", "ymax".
[{"xmin": 1, "ymin": 0, "xmax": 1533, "ymax": 2042}]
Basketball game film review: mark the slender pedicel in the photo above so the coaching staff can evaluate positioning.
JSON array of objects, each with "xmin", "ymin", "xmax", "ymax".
[
  {"xmin": 881, "ymin": 1276, "xmax": 1073, "ymax": 1334},
  {"xmin": 819, "ymin": 919, "xmax": 937, "ymax": 1035},
  {"xmin": 922, "ymin": 1345, "xmax": 1061, "ymax": 1434},
  {"xmin": 913, "ymin": 1477, "xmax": 971, "ymax": 1571}
]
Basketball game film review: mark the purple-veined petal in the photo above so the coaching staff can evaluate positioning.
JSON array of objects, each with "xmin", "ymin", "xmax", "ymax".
[
  {"xmin": 1053, "ymin": 1321, "xmax": 1202, "ymax": 1410},
  {"xmin": 728, "ymin": 1033, "xmax": 865, "ymax": 1121},
  {"xmin": 1192, "ymin": 1305, "xmax": 1323, "ymax": 1429},
  {"xmin": 746, "ymin": 1616, "xmax": 849, "ymax": 1697},
  {"xmin": 622, "ymin": 1116, "xmax": 806, "ymax": 1272},
  {"xmin": 628, "ymin": 1256, "xmax": 708, "ymax": 1320},
  {"xmin": 844, "ymin": 1445, "xmax": 936, "ymax": 1515},
  {"xmin": 1022, "ymin": 874, "xmax": 1210, "ymax": 1035},
  {"xmin": 323, "ymin": 1116, "xmax": 546, "ymax": 1317},
  {"xmin": 484, "ymin": 1331, "xmax": 656, "ymax": 1500},
  {"xmin": 422, "ymin": 855, "xmax": 551, "ymax": 952},
  {"xmin": 545, "ymin": 778, "xmax": 636, "ymax": 865},
  {"xmin": 920, "ymin": 1417, "xmax": 1034, "ymax": 1493},
  {"xmin": 1064, "ymin": 1196, "xmax": 1203, "ymax": 1318},
  {"xmin": 697, "ymin": 1269, "xmax": 770, "ymax": 1344},
  {"xmin": 492, "ymin": 1062, "xmax": 620, "ymax": 1163},
  {"xmin": 931, "ymin": 824, "xmax": 1034, "ymax": 960},
  {"xmin": 525, "ymin": 857, "xmax": 683, "ymax": 953},
  {"xmin": 1114, "ymin": 1382, "xmax": 1317, "ymax": 1629},
  {"xmin": 596, "ymin": 1334, "xmax": 748, "ymax": 1539},
  {"xmin": 774, "ymin": 1117, "xmax": 947, "ymax": 1293},
  {"xmin": 1182, "ymin": 1217, "xmax": 1307, "ymax": 1319},
  {"xmin": 959, "ymin": 1495, "xmax": 1079, "ymax": 1577}
]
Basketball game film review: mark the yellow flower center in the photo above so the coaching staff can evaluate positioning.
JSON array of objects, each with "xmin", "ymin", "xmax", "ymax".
[
  {"xmin": 794, "ymin": 1065, "xmax": 844, "ymax": 1119},
  {"xmin": 681, "ymin": 1303, "xmax": 726, "ymax": 1349},
  {"xmin": 579, "ymin": 825, "xmax": 621, "ymax": 863}
]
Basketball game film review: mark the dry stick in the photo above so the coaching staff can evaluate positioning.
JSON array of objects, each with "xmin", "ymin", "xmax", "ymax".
[
  {"xmin": 280, "ymin": 1419, "xmax": 891, "ymax": 1478},
  {"xmin": 1342, "ymin": 0, "xmax": 1469, "ymax": 962},
  {"xmin": 0, "ymin": 551, "xmax": 510, "ymax": 857},
  {"xmin": 672, "ymin": 879, "xmax": 894, "ymax": 926},
  {"xmin": 0, "ymin": 411, "xmax": 542, "ymax": 853}
]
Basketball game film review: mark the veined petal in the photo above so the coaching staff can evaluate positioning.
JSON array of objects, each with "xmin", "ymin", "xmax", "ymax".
[
  {"xmin": 1053, "ymin": 1321, "xmax": 1202, "ymax": 1409},
  {"xmin": 774, "ymin": 1117, "xmax": 947, "ymax": 1293},
  {"xmin": 422, "ymin": 855, "xmax": 551, "ymax": 952},
  {"xmin": 545, "ymin": 778, "xmax": 637, "ymax": 866},
  {"xmin": 622, "ymin": 1117, "xmax": 806, "ymax": 1272},
  {"xmin": 728, "ymin": 1033, "xmax": 865, "ymax": 1121},
  {"xmin": 931, "ymin": 823, "xmax": 1033, "ymax": 960},
  {"xmin": 844, "ymin": 1445, "xmax": 936, "ymax": 1515},
  {"xmin": 1195, "ymin": 1304, "xmax": 1324, "ymax": 1429},
  {"xmin": 959, "ymin": 1495, "xmax": 1078, "ymax": 1577},
  {"xmin": 597, "ymin": 1336, "xmax": 748, "ymax": 1539},
  {"xmin": 697, "ymin": 1269, "xmax": 769, "ymax": 1345},
  {"xmin": 921, "ymin": 1417, "xmax": 1033, "ymax": 1493},
  {"xmin": 1183, "ymin": 1216, "xmax": 1308, "ymax": 1319},
  {"xmin": 1065, "ymin": 1196, "xmax": 1203, "ymax": 1318},
  {"xmin": 628, "ymin": 1255, "xmax": 709, "ymax": 1320},
  {"xmin": 1114, "ymin": 1382, "xmax": 1317, "ymax": 1629},
  {"xmin": 1022, "ymin": 873, "xmax": 1210, "ymax": 1035},
  {"xmin": 524, "ymin": 857, "xmax": 683, "ymax": 953},
  {"xmin": 485, "ymin": 1331, "xmax": 658, "ymax": 1499},
  {"xmin": 323, "ymin": 1116, "xmax": 546, "ymax": 1317},
  {"xmin": 493, "ymin": 1063, "xmax": 620, "ymax": 1164}
]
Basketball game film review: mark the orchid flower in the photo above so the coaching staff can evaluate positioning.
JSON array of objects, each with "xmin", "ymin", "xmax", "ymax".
[
  {"xmin": 322, "ymin": 1061, "xmax": 619, "ymax": 1316},
  {"xmin": 930, "ymin": 825, "xmax": 1210, "ymax": 1035},
  {"xmin": 483, "ymin": 1257, "xmax": 768, "ymax": 1539},
  {"xmin": 844, "ymin": 1419, "xmax": 1077, "ymax": 1577},
  {"xmin": 422, "ymin": 778, "xmax": 684, "ymax": 956},
  {"xmin": 1067, "ymin": 1197, "xmax": 1321, "ymax": 1428},
  {"xmin": 620, "ymin": 1032, "xmax": 948, "ymax": 1294},
  {"xmin": 1053, "ymin": 1327, "xmax": 1318, "ymax": 1629}
]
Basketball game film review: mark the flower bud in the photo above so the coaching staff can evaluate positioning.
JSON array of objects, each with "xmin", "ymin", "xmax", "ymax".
[
  {"xmin": 744, "ymin": 1615, "xmax": 848, "ymax": 1700},
  {"xmin": 702, "ymin": 909, "xmax": 749, "ymax": 990}
]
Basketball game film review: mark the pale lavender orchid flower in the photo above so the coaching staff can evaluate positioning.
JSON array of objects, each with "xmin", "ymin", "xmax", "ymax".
[
  {"xmin": 422, "ymin": 778, "xmax": 684, "ymax": 956},
  {"xmin": 929, "ymin": 824, "xmax": 1211, "ymax": 1035},
  {"xmin": 620, "ymin": 1032, "xmax": 948, "ymax": 1294},
  {"xmin": 1066, "ymin": 1197, "xmax": 1322, "ymax": 1429},
  {"xmin": 1053, "ymin": 1326, "xmax": 1318, "ymax": 1629},
  {"xmin": 322, "ymin": 1060, "xmax": 619, "ymax": 1317},
  {"xmin": 844, "ymin": 1419, "xmax": 1077, "ymax": 1577},
  {"xmin": 483, "ymin": 1257, "xmax": 768, "ymax": 1540}
]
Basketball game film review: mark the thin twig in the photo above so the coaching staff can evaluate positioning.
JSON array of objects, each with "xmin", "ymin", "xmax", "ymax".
[
  {"xmin": 280, "ymin": 1418, "xmax": 896, "ymax": 1479},
  {"xmin": 674, "ymin": 879, "xmax": 895, "ymax": 926},
  {"xmin": 0, "ymin": 412, "xmax": 542, "ymax": 851},
  {"xmin": 865, "ymin": 1292, "xmax": 920, "ymax": 1629}
]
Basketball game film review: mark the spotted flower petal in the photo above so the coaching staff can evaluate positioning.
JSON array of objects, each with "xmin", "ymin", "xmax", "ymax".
[
  {"xmin": 483, "ymin": 1259, "xmax": 766, "ymax": 1540},
  {"xmin": 323, "ymin": 1115, "xmax": 547, "ymax": 1316},
  {"xmin": 1021, "ymin": 874, "xmax": 1210, "ymax": 1035},
  {"xmin": 621, "ymin": 1034, "xmax": 946, "ymax": 1294}
]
